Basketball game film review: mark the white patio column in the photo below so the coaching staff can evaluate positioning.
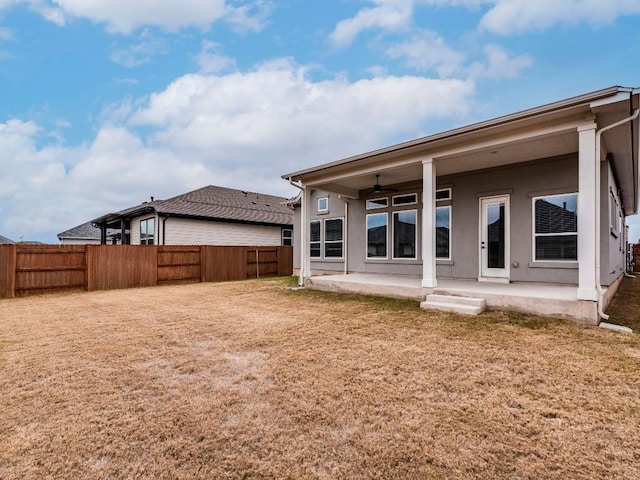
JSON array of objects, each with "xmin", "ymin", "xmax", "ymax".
[
  {"xmin": 577, "ymin": 123, "xmax": 598, "ymax": 301},
  {"xmin": 422, "ymin": 158, "xmax": 437, "ymax": 288},
  {"xmin": 300, "ymin": 186, "xmax": 312, "ymax": 286}
]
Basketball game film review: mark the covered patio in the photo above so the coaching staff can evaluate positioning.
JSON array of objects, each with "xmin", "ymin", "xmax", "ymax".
[{"xmin": 307, "ymin": 273, "xmax": 604, "ymax": 323}]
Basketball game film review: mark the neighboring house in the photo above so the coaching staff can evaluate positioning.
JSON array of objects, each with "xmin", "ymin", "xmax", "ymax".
[
  {"xmin": 0, "ymin": 234, "xmax": 15, "ymax": 245},
  {"xmin": 57, "ymin": 221, "xmax": 118, "ymax": 245},
  {"xmin": 92, "ymin": 185, "xmax": 294, "ymax": 246},
  {"xmin": 283, "ymin": 86, "xmax": 640, "ymax": 324}
]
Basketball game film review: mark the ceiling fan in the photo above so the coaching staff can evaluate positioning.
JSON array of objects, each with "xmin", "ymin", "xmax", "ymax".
[{"xmin": 369, "ymin": 174, "xmax": 398, "ymax": 194}]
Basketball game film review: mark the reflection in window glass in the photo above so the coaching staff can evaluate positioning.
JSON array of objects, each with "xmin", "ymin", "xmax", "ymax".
[
  {"xmin": 140, "ymin": 218, "xmax": 155, "ymax": 245},
  {"xmin": 310, "ymin": 220, "xmax": 321, "ymax": 257},
  {"xmin": 324, "ymin": 218, "xmax": 343, "ymax": 257},
  {"xmin": 366, "ymin": 198, "xmax": 388, "ymax": 209},
  {"xmin": 393, "ymin": 210, "xmax": 416, "ymax": 259},
  {"xmin": 534, "ymin": 194, "xmax": 577, "ymax": 261},
  {"xmin": 367, "ymin": 213, "xmax": 387, "ymax": 258},
  {"xmin": 436, "ymin": 206, "xmax": 450, "ymax": 259}
]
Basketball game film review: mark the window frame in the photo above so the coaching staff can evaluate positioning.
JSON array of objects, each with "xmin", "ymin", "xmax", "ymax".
[
  {"xmin": 282, "ymin": 228, "xmax": 293, "ymax": 246},
  {"xmin": 323, "ymin": 218, "xmax": 344, "ymax": 259},
  {"xmin": 392, "ymin": 193, "xmax": 417, "ymax": 207},
  {"xmin": 366, "ymin": 212, "xmax": 388, "ymax": 259},
  {"xmin": 366, "ymin": 197, "xmax": 388, "ymax": 210},
  {"xmin": 309, "ymin": 220, "xmax": 321, "ymax": 258},
  {"xmin": 435, "ymin": 205, "xmax": 451, "ymax": 260},
  {"xmin": 139, "ymin": 217, "xmax": 155, "ymax": 245},
  {"xmin": 391, "ymin": 209, "xmax": 417, "ymax": 260},
  {"xmin": 610, "ymin": 190, "xmax": 620, "ymax": 238},
  {"xmin": 436, "ymin": 188, "xmax": 452, "ymax": 201},
  {"xmin": 317, "ymin": 197, "xmax": 329, "ymax": 213},
  {"xmin": 531, "ymin": 192, "xmax": 578, "ymax": 262}
]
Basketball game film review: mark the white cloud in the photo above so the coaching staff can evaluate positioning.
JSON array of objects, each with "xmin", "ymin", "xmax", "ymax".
[
  {"xmin": 2, "ymin": 0, "xmax": 271, "ymax": 34},
  {"xmin": 330, "ymin": 0, "xmax": 414, "ymax": 47},
  {"xmin": 467, "ymin": 44, "xmax": 532, "ymax": 78},
  {"xmin": 479, "ymin": 0, "xmax": 640, "ymax": 35},
  {"xmin": 0, "ymin": 60, "xmax": 476, "ymax": 242},
  {"xmin": 110, "ymin": 30, "xmax": 168, "ymax": 67},
  {"xmin": 130, "ymin": 58, "xmax": 474, "ymax": 168},
  {"xmin": 385, "ymin": 30, "xmax": 465, "ymax": 77},
  {"xmin": 193, "ymin": 40, "xmax": 235, "ymax": 74}
]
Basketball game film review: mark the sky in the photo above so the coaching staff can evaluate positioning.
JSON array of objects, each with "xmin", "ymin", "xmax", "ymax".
[{"xmin": 1, "ymin": 0, "xmax": 640, "ymax": 243}]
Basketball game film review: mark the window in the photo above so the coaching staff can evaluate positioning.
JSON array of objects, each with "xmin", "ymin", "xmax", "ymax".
[
  {"xmin": 367, "ymin": 213, "xmax": 387, "ymax": 258},
  {"xmin": 610, "ymin": 192, "xmax": 617, "ymax": 234},
  {"xmin": 366, "ymin": 197, "xmax": 388, "ymax": 209},
  {"xmin": 533, "ymin": 193, "xmax": 577, "ymax": 261},
  {"xmin": 324, "ymin": 219, "xmax": 343, "ymax": 258},
  {"xmin": 318, "ymin": 197, "xmax": 328, "ymax": 213},
  {"xmin": 309, "ymin": 218, "xmax": 344, "ymax": 259},
  {"xmin": 282, "ymin": 229, "xmax": 293, "ymax": 246},
  {"xmin": 310, "ymin": 220, "xmax": 321, "ymax": 257},
  {"xmin": 436, "ymin": 188, "xmax": 451, "ymax": 201},
  {"xmin": 140, "ymin": 218, "xmax": 155, "ymax": 245},
  {"xmin": 392, "ymin": 193, "xmax": 417, "ymax": 206},
  {"xmin": 393, "ymin": 210, "xmax": 417, "ymax": 259},
  {"xmin": 436, "ymin": 206, "xmax": 451, "ymax": 259}
]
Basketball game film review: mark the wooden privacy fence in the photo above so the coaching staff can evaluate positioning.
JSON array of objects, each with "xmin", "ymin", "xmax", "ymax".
[
  {"xmin": 633, "ymin": 243, "xmax": 640, "ymax": 273},
  {"xmin": 0, "ymin": 244, "xmax": 293, "ymax": 298}
]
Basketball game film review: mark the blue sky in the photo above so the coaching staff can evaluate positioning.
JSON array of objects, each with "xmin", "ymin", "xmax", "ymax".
[{"xmin": 1, "ymin": 0, "xmax": 640, "ymax": 243}]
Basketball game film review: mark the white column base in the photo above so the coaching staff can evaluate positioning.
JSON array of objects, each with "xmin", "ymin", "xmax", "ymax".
[
  {"xmin": 577, "ymin": 288, "xmax": 598, "ymax": 301},
  {"xmin": 422, "ymin": 278, "xmax": 437, "ymax": 288}
]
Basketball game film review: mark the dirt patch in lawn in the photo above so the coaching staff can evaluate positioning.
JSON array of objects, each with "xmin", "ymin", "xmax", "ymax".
[{"xmin": 1, "ymin": 279, "xmax": 639, "ymax": 479}]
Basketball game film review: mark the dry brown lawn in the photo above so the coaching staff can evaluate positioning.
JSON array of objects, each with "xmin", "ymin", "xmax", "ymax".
[{"xmin": 1, "ymin": 278, "xmax": 639, "ymax": 479}]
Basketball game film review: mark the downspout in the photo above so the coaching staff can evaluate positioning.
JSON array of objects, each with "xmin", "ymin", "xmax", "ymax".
[
  {"xmin": 288, "ymin": 177, "xmax": 306, "ymax": 286},
  {"xmin": 338, "ymin": 195, "xmax": 349, "ymax": 275},
  {"xmin": 594, "ymin": 106, "xmax": 640, "ymax": 320},
  {"xmin": 162, "ymin": 215, "xmax": 170, "ymax": 245}
]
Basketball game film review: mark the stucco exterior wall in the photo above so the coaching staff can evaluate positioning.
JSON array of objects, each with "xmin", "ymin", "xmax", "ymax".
[
  {"xmin": 305, "ymin": 190, "xmax": 347, "ymax": 272},
  {"xmin": 436, "ymin": 155, "xmax": 579, "ymax": 284}
]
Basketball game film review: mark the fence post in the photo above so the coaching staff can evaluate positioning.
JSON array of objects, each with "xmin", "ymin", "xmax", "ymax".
[{"xmin": 0, "ymin": 245, "xmax": 17, "ymax": 298}]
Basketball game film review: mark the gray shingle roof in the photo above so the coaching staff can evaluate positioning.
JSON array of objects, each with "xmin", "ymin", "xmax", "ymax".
[
  {"xmin": 0, "ymin": 234, "xmax": 15, "ymax": 244},
  {"xmin": 93, "ymin": 185, "xmax": 294, "ymax": 227},
  {"xmin": 57, "ymin": 221, "xmax": 102, "ymax": 240}
]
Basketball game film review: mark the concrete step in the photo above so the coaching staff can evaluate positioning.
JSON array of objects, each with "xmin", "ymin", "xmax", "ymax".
[
  {"xmin": 420, "ymin": 294, "xmax": 486, "ymax": 315},
  {"xmin": 426, "ymin": 294, "xmax": 486, "ymax": 308}
]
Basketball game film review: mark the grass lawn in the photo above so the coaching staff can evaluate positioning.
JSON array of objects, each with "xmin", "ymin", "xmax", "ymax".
[{"xmin": 0, "ymin": 278, "xmax": 639, "ymax": 479}]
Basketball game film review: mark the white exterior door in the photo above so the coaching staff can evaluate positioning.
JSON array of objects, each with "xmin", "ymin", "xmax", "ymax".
[{"xmin": 480, "ymin": 195, "xmax": 510, "ymax": 280}]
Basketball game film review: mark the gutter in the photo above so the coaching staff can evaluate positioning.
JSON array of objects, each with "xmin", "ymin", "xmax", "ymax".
[{"xmin": 594, "ymin": 105, "xmax": 640, "ymax": 320}]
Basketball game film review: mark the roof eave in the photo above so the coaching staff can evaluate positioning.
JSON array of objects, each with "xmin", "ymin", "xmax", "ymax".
[{"xmin": 282, "ymin": 86, "xmax": 626, "ymax": 181}]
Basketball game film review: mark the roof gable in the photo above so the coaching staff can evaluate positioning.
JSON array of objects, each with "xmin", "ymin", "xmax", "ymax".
[{"xmin": 0, "ymin": 234, "xmax": 15, "ymax": 244}]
